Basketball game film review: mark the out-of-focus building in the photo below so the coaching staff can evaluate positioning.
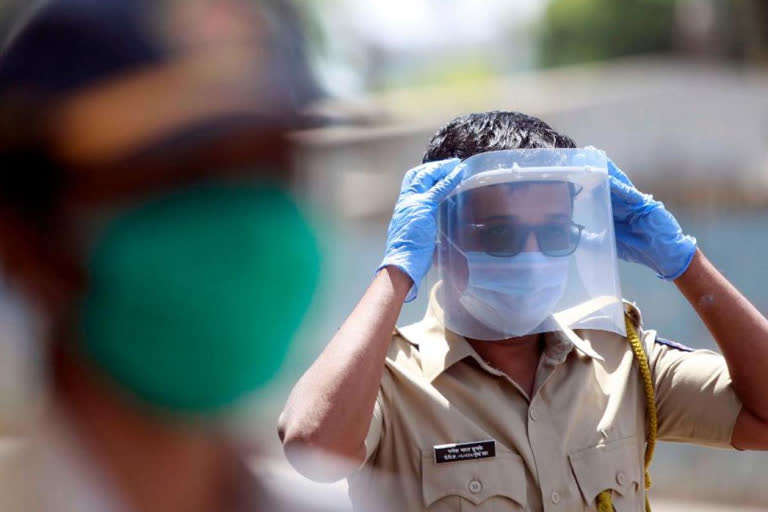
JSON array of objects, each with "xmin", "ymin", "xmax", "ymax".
[{"xmin": 295, "ymin": 57, "xmax": 768, "ymax": 219}]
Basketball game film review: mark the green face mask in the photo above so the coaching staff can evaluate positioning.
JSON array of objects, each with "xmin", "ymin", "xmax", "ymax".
[{"xmin": 78, "ymin": 181, "xmax": 320, "ymax": 416}]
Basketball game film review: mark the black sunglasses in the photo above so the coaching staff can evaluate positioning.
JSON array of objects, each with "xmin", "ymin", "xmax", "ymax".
[{"xmin": 468, "ymin": 221, "xmax": 584, "ymax": 257}]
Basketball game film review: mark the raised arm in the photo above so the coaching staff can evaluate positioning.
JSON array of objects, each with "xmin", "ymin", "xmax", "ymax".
[
  {"xmin": 607, "ymin": 158, "xmax": 768, "ymax": 450},
  {"xmin": 278, "ymin": 159, "xmax": 463, "ymax": 480},
  {"xmin": 675, "ymin": 251, "xmax": 768, "ymax": 449}
]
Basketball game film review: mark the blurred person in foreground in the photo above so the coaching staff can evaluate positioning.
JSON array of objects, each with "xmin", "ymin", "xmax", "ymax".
[
  {"xmin": 280, "ymin": 111, "xmax": 768, "ymax": 511},
  {"xmin": 0, "ymin": 1, "xmax": 330, "ymax": 511}
]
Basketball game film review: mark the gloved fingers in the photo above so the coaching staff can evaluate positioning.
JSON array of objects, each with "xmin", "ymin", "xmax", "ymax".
[
  {"xmin": 609, "ymin": 175, "xmax": 645, "ymax": 206},
  {"xmin": 607, "ymin": 160, "xmax": 635, "ymax": 188},
  {"xmin": 400, "ymin": 163, "xmax": 426, "ymax": 192},
  {"xmin": 428, "ymin": 161, "xmax": 466, "ymax": 203},
  {"xmin": 405, "ymin": 158, "xmax": 461, "ymax": 193}
]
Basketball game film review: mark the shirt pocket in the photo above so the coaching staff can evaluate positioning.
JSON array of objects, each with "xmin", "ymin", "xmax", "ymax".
[
  {"xmin": 568, "ymin": 436, "xmax": 643, "ymax": 512},
  {"xmin": 421, "ymin": 446, "xmax": 527, "ymax": 512}
]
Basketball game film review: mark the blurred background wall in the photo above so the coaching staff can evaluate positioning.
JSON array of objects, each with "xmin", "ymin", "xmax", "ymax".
[{"xmin": 2, "ymin": 0, "xmax": 768, "ymax": 508}]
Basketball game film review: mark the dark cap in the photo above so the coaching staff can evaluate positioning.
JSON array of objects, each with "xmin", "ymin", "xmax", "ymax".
[
  {"xmin": 0, "ymin": 0, "xmax": 324, "ymax": 211},
  {"xmin": 0, "ymin": 0, "xmax": 164, "ymax": 97}
]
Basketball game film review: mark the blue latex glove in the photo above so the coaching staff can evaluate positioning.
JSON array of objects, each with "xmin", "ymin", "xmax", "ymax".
[
  {"xmin": 608, "ymin": 159, "xmax": 697, "ymax": 280},
  {"xmin": 378, "ymin": 158, "xmax": 463, "ymax": 301}
]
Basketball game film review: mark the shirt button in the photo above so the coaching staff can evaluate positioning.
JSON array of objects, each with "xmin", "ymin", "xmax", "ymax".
[
  {"xmin": 529, "ymin": 408, "xmax": 538, "ymax": 421},
  {"xmin": 468, "ymin": 480, "xmax": 482, "ymax": 494},
  {"xmin": 616, "ymin": 471, "xmax": 626, "ymax": 486},
  {"xmin": 551, "ymin": 491, "xmax": 560, "ymax": 504}
]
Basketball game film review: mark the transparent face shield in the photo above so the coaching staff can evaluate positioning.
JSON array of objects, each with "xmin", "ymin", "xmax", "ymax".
[{"xmin": 432, "ymin": 148, "xmax": 625, "ymax": 341}]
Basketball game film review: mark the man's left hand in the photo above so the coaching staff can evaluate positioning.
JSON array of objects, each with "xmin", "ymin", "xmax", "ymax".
[{"xmin": 608, "ymin": 159, "xmax": 697, "ymax": 280}]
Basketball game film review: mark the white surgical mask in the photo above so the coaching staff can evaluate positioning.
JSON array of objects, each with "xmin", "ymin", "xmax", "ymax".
[{"xmin": 457, "ymin": 251, "xmax": 570, "ymax": 337}]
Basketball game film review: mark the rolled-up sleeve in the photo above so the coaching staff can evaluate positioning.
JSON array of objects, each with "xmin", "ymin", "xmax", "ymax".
[{"xmin": 646, "ymin": 330, "xmax": 743, "ymax": 448}]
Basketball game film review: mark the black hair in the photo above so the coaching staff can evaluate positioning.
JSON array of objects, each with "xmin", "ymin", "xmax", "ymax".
[{"xmin": 423, "ymin": 111, "xmax": 576, "ymax": 163}]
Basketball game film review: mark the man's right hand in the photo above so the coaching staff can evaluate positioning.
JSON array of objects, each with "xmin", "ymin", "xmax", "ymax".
[
  {"xmin": 377, "ymin": 158, "xmax": 464, "ymax": 301},
  {"xmin": 278, "ymin": 160, "xmax": 464, "ymax": 481}
]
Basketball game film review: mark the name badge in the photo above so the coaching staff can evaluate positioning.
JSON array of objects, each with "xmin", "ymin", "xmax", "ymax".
[{"xmin": 433, "ymin": 440, "xmax": 496, "ymax": 464}]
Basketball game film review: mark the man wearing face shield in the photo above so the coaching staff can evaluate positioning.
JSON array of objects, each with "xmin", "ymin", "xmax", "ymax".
[
  {"xmin": 436, "ymin": 170, "xmax": 588, "ymax": 341},
  {"xmin": 280, "ymin": 111, "xmax": 768, "ymax": 511},
  {"xmin": 0, "ymin": 1, "xmax": 331, "ymax": 511}
]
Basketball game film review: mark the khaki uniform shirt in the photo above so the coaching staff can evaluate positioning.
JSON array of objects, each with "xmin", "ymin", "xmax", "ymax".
[{"xmin": 348, "ymin": 298, "xmax": 742, "ymax": 512}]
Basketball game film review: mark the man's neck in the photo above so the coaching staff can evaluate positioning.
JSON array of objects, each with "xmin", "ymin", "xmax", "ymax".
[
  {"xmin": 468, "ymin": 333, "xmax": 543, "ymax": 398},
  {"xmin": 55, "ymin": 350, "xmax": 237, "ymax": 512}
]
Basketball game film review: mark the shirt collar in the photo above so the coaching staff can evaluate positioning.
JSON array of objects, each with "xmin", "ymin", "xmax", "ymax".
[{"xmin": 398, "ymin": 285, "xmax": 604, "ymax": 383}]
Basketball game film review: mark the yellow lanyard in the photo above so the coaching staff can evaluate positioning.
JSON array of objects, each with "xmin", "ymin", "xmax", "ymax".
[{"xmin": 597, "ymin": 315, "xmax": 657, "ymax": 512}]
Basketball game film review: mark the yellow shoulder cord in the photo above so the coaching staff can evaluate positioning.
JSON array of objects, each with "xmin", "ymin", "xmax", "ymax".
[{"xmin": 596, "ymin": 315, "xmax": 657, "ymax": 512}]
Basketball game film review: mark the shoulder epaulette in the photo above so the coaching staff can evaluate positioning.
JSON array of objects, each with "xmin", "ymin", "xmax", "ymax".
[{"xmin": 654, "ymin": 336, "xmax": 694, "ymax": 352}]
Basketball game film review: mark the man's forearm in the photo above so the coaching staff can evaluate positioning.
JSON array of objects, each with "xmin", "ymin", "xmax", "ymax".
[
  {"xmin": 675, "ymin": 249, "xmax": 768, "ymax": 422},
  {"xmin": 278, "ymin": 267, "xmax": 411, "ymax": 474}
]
